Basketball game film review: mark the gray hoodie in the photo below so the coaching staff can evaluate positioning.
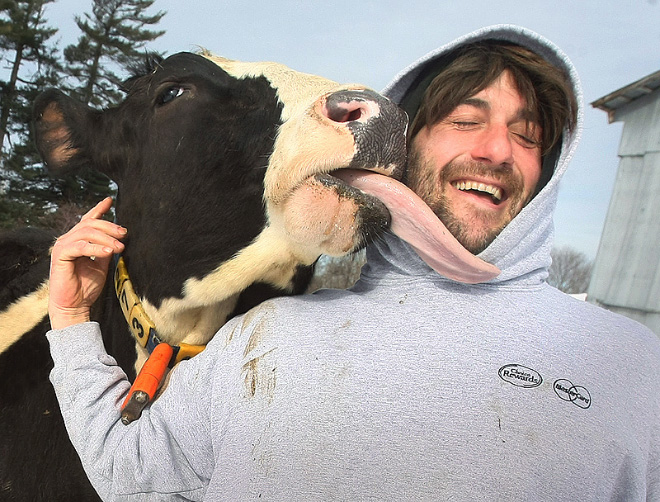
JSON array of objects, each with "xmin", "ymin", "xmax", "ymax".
[{"xmin": 48, "ymin": 25, "xmax": 660, "ymax": 501}]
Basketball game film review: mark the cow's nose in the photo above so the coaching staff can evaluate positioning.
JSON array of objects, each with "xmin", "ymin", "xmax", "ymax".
[
  {"xmin": 322, "ymin": 89, "xmax": 385, "ymax": 124},
  {"xmin": 320, "ymin": 89, "xmax": 408, "ymax": 180}
]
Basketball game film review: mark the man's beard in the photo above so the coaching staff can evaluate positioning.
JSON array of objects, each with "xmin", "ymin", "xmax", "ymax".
[{"xmin": 406, "ymin": 150, "xmax": 530, "ymax": 255}]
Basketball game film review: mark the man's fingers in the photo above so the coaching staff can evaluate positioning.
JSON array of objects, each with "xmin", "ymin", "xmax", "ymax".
[
  {"xmin": 59, "ymin": 215, "xmax": 127, "ymax": 249},
  {"xmin": 52, "ymin": 240, "xmax": 121, "ymax": 266},
  {"xmin": 53, "ymin": 223, "xmax": 126, "ymax": 262},
  {"xmin": 70, "ymin": 239, "xmax": 121, "ymax": 261},
  {"xmin": 56, "ymin": 233, "xmax": 124, "ymax": 260},
  {"xmin": 68, "ymin": 217, "xmax": 127, "ymax": 241},
  {"xmin": 81, "ymin": 197, "xmax": 114, "ymax": 222}
]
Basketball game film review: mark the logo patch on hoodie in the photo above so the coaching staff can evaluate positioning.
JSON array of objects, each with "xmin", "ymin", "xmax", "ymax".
[
  {"xmin": 498, "ymin": 364, "xmax": 593, "ymax": 410},
  {"xmin": 553, "ymin": 379, "xmax": 592, "ymax": 409},
  {"xmin": 498, "ymin": 364, "xmax": 543, "ymax": 388}
]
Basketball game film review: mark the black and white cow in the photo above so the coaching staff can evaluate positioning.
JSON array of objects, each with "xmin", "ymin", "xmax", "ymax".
[{"xmin": 0, "ymin": 51, "xmax": 408, "ymax": 501}]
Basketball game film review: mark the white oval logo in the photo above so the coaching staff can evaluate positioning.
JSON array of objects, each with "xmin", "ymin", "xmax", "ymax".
[{"xmin": 498, "ymin": 364, "xmax": 543, "ymax": 388}]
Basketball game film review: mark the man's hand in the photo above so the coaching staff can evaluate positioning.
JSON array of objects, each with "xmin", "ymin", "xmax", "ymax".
[{"xmin": 49, "ymin": 197, "xmax": 127, "ymax": 330}]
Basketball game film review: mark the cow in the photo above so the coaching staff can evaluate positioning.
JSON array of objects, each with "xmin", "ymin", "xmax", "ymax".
[
  {"xmin": 0, "ymin": 51, "xmax": 497, "ymax": 501},
  {"xmin": 0, "ymin": 49, "xmax": 411, "ymax": 501}
]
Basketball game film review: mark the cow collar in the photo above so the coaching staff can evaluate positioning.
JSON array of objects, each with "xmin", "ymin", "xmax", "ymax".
[{"xmin": 113, "ymin": 256, "xmax": 206, "ymax": 367}]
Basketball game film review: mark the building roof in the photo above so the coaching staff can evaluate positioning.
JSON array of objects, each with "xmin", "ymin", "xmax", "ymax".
[{"xmin": 591, "ymin": 69, "xmax": 660, "ymax": 123}]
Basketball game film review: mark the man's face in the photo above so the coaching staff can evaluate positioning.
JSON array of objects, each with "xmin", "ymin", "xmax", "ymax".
[{"xmin": 407, "ymin": 70, "xmax": 543, "ymax": 255}]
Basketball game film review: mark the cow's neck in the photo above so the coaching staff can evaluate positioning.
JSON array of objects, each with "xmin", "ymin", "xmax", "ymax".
[
  {"xmin": 113, "ymin": 255, "xmax": 207, "ymax": 354},
  {"xmin": 109, "ymin": 200, "xmax": 245, "ymax": 347},
  {"xmin": 111, "ymin": 252, "xmax": 240, "ymax": 347},
  {"xmin": 99, "ymin": 252, "xmax": 240, "ymax": 377},
  {"xmin": 105, "ymin": 208, "xmax": 313, "ymax": 372}
]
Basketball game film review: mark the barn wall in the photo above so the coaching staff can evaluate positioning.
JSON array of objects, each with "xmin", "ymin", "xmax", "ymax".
[{"xmin": 588, "ymin": 89, "xmax": 660, "ymax": 336}]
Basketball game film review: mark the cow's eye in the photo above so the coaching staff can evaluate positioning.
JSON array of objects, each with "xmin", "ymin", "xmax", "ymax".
[{"xmin": 157, "ymin": 86, "xmax": 186, "ymax": 105}]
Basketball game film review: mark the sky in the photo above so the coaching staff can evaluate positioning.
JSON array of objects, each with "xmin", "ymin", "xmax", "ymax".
[{"xmin": 43, "ymin": 0, "xmax": 660, "ymax": 260}]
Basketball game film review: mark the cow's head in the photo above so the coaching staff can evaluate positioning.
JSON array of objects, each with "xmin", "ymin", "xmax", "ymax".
[{"xmin": 33, "ymin": 52, "xmax": 408, "ymax": 343}]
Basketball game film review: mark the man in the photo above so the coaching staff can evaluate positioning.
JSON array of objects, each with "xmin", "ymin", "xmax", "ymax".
[{"xmin": 48, "ymin": 26, "xmax": 660, "ymax": 500}]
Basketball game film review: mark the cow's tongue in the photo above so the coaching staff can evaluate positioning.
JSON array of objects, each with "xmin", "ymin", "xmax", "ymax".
[{"xmin": 333, "ymin": 169, "xmax": 500, "ymax": 284}]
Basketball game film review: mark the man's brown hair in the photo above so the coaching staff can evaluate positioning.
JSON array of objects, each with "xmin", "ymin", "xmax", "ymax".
[{"xmin": 407, "ymin": 41, "xmax": 578, "ymax": 157}]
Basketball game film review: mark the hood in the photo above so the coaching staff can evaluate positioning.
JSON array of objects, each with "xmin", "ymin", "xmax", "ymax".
[{"xmin": 372, "ymin": 24, "xmax": 584, "ymax": 286}]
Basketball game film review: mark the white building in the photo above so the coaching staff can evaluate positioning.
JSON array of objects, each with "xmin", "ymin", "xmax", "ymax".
[{"xmin": 589, "ymin": 69, "xmax": 660, "ymax": 336}]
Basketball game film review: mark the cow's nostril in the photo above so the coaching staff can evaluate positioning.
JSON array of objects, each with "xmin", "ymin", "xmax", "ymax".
[
  {"xmin": 344, "ymin": 108, "xmax": 363, "ymax": 122},
  {"xmin": 324, "ymin": 101, "xmax": 367, "ymax": 123},
  {"xmin": 323, "ymin": 90, "xmax": 380, "ymax": 124}
]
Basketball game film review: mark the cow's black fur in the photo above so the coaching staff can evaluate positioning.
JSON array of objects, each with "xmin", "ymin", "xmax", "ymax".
[
  {"xmin": 0, "ymin": 227, "xmax": 56, "ymax": 311},
  {"xmin": 0, "ymin": 52, "xmax": 404, "ymax": 501}
]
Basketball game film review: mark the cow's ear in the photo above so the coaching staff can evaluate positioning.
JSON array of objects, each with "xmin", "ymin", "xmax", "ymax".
[{"xmin": 33, "ymin": 89, "xmax": 89, "ymax": 174}]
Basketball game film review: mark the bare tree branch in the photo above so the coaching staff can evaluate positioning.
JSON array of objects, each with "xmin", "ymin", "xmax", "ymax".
[{"xmin": 548, "ymin": 246, "xmax": 593, "ymax": 294}]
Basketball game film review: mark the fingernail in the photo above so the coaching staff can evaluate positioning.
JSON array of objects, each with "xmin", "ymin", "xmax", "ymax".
[{"xmin": 103, "ymin": 247, "xmax": 114, "ymax": 253}]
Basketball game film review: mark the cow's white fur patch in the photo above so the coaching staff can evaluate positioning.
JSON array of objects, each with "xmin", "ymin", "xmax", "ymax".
[
  {"xmin": 0, "ymin": 282, "xmax": 49, "ymax": 354},
  {"xmin": 204, "ymin": 53, "xmax": 364, "ymax": 206},
  {"xmin": 206, "ymin": 55, "xmax": 355, "ymax": 122},
  {"xmin": 141, "ymin": 225, "xmax": 309, "ymax": 345}
]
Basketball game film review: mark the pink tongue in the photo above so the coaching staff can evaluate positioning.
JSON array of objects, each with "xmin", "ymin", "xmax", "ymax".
[{"xmin": 334, "ymin": 170, "xmax": 500, "ymax": 283}]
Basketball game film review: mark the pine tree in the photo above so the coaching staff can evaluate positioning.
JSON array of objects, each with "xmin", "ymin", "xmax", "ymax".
[
  {"xmin": 37, "ymin": 0, "xmax": 168, "ymax": 226},
  {"xmin": 0, "ymin": 0, "xmax": 167, "ymax": 230},
  {"xmin": 0, "ymin": 0, "xmax": 62, "ymax": 228},
  {"xmin": 64, "ymin": 0, "xmax": 166, "ymax": 108},
  {"xmin": 0, "ymin": 0, "xmax": 59, "ymax": 154}
]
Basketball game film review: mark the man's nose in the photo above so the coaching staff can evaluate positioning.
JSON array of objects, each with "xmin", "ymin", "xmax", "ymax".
[{"xmin": 470, "ymin": 125, "xmax": 514, "ymax": 167}]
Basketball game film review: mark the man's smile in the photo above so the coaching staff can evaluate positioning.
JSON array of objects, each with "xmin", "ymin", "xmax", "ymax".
[{"xmin": 451, "ymin": 179, "xmax": 504, "ymax": 206}]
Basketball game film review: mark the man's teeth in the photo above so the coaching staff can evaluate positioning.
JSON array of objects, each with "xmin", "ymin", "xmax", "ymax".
[{"xmin": 453, "ymin": 181, "xmax": 502, "ymax": 201}]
